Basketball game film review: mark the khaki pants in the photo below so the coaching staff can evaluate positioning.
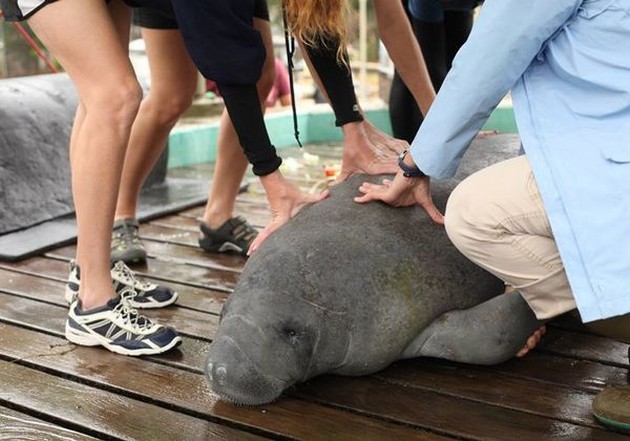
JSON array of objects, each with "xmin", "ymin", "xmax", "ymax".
[
  {"xmin": 444, "ymin": 155, "xmax": 576, "ymax": 320},
  {"xmin": 444, "ymin": 155, "xmax": 630, "ymax": 341}
]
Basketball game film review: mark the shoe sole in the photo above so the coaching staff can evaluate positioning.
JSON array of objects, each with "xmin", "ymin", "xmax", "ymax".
[
  {"xmin": 65, "ymin": 322, "xmax": 182, "ymax": 356},
  {"xmin": 110, "ymin": 251, "xmax": 147, "ymax": 265},
  {"xmin": 593, "ymin": 413, "xmax": 630, "ymax": 433},
  {"xmin": 199, "ymin": 238, "xmax": 246, "ymax": 256}
]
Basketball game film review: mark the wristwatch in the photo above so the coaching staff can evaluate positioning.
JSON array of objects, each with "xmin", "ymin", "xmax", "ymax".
[{"xmin": 398, "ymin": 149, "xmax": 426, "ymax": 178}]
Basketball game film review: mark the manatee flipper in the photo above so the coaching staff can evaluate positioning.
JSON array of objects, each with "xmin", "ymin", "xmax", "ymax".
[{"xmin": 404, "ymin": 292, "xmax": 545, "ymax": 365}]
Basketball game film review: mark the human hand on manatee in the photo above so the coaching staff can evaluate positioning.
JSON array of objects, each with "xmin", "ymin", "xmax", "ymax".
[
  {"xmin": 335, "ymin": 121, "xmax": 400, "ymax": 183},
  {"xmin": 248, "ymin": 171, "xmax": 329, "ymax": 255},
  {"xmin": 354, "ymin": 172, "xmax": 445, "ymax": 225}
]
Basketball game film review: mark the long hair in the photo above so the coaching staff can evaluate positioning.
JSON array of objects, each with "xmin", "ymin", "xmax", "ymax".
[{"xmin": 283, "ymin": 0, "xmax": 349, "ymax": 62}]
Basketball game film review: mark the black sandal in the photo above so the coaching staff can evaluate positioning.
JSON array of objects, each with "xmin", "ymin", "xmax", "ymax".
[{"xmin": 199, "ymin": 216, "xmax": 258, "ymax": 257}]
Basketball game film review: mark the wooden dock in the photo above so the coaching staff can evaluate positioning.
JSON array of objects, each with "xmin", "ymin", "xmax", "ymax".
[{"xmin": 0, "ymin": 144, "xmax": 628, "ymax": 440}]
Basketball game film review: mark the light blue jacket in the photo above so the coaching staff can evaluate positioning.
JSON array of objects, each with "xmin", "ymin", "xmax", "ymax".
[{"xmin": 410, "ymin": 0, "xmax": 630, "ymax": 322}]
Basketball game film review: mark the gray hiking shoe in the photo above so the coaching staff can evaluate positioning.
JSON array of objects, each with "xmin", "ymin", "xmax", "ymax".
[{"xmin": 111, "ymin": 218, "xmax": 147, "ymax": 264}]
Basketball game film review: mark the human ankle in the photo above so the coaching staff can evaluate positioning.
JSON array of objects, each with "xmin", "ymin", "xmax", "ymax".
[
  {"xmin": 77, "ymin": 292, "xmax": 115, "ymax": 310},
  {"xmin": 202, "ymin": 207, "xmax": 232, "ymax": 230}
]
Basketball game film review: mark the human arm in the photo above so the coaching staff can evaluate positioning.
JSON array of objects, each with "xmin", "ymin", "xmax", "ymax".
[
  {"xmin": 356, "ymin": 0, "xmax": 582, "ymax": 221},
  {"xmin": 170, "ymin": 0, "xmax": 327, "ymax": 250},
  {"xmin": 373, "ymin": 0, "xmax": 435, "ymax": 116},
  {"xmin": 248, "ymin": 171, "xmax": 328, "ymax": 255},
  {"xmin": 300, "ymin": 38, "xmax": 400, "ymax": 180},
  {"xmin": 411, "ymin": 0, "xmax": 582, "ymax": 179}
]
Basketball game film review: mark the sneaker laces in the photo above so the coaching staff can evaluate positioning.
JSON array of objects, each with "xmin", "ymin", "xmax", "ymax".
[
  {"xmin": 113, "ymin": 261, "xmax": 153, "ymax": 291},
  {"xmin": 113, "ymin": 290, "xmax": 154, "ymax": 334}
]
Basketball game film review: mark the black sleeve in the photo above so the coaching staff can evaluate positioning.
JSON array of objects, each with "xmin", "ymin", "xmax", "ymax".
[
  {"xmin": 219, "ymin": 83, "xmax": 282, "ymax": 176},
  {"xmin": 168, "ymin": 0, "xmax": 280, "ymax": 175},
  {"xmin": 302, "ymin": 36, "xmax": 364, "ymax": 126}
]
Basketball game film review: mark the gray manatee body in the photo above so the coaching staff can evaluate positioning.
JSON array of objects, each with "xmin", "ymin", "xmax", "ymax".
[{"xmin": 207, "ymin": 135, "xmax": 541, "ymax": 405}]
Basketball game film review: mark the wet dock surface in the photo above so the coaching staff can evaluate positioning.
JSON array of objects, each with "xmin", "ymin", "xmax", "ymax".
[{"xmin": 0, "ymin": 144, "xmax": 628, "ymax": 440}]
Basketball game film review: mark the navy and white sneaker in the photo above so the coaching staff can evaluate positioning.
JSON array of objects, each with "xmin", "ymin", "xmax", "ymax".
[
  {"xmin": 65, "ymin": 295, "xmax": 182, "ymax": 356},
  {"xmin": 65, "ymin": 260, "xmax": 178, "ymax": 309}
]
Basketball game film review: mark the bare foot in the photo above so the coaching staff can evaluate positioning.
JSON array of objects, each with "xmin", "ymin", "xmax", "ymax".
[
  {"xmin": 516, "ymin": 325, "xmax": 546, "ymax": 357},
  {"xmin": 505, "ymin": 284, "xmax": 546, "ymax": 357}
]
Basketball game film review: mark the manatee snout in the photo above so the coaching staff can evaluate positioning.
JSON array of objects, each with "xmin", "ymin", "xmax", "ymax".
[{"xmin": 206, "ymin": 336, "xmax": 287, "ymax": 406}]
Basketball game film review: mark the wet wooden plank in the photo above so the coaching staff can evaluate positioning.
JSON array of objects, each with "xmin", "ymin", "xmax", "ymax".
[
  {"xmin": 0, "ymin": 252, "xmax": 237, "ymax": 296},
  {"xmin": 294, "ymin": 374, "xmax": 628, "ymax": 440},
  {"xmin": 371, "ymin": 357, "xmax": 605, "ymax": 429},
  {"xmin": 0, "ymin": 324, "xmax": 452, "ymax": 441},
  {"xmin": 0, "ymin": 249, "xmax": 239, "ymax": 292},
  {"xmin": 465, "ymin": 351, "xmax": 629, "ymax": 393},
  {"xmin": 0, "ymin": 405, "xmax": 100, "ymax": 441},
  {"xmin": 538, "ymin": 327, "xmax": 629, "ymax": 366},
  {"xmin": 0, "ymin": 360, "xmax": 267, "ymax": 441},
  {"xmin": 50, "ymin": 240, "xmax": 244, "ymax": 275}
]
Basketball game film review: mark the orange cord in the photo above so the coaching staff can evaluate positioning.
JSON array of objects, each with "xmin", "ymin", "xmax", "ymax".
[{"xmin": 0, "ymin": 9, "xmax": 59, "ymax": 73}]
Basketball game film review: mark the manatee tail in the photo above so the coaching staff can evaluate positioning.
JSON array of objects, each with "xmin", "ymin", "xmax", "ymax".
[{"xmin": 405, "ymin": 292, "xmax": 545, "ymax": 365}]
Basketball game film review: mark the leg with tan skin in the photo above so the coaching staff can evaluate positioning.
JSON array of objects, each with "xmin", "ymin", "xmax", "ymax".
[
  {"xmin": 111, "ymin": 23, "xmax": 197, "ymax": 264},
  {"xmin": 115, "ymin": 27, "xmax": 198, "ymax": 222},
  {"xmin": 201, "ymin": 17, "xmax": 274, "ymax": 231},
  {"xmin": 30, "ymin": 0, "xmax": 141, "ymax": 310},
  {"xmin": 27, "ymin": 0, "xmax": 180, "ymax": 356}
]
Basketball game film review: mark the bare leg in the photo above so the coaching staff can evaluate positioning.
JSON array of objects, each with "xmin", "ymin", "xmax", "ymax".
[
  {"xmin": 29, "ymin": 0, "xmax": 142, "ymax": 309},
  {"xmin": 201, "ymin": 17, "xmax": 275, "ymax": 229},
  {"xmin": 373, "ymin": 0, "xmax": 435, "ymax": 116},
  {"xmin": 115, "ymin": 28, "xmax": 198, "ymax": 220}
]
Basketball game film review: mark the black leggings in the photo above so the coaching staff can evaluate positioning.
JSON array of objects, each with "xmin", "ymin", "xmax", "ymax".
[{"xmin": 389, "ymin": 10, "xmax": 474, "ymax": 143}]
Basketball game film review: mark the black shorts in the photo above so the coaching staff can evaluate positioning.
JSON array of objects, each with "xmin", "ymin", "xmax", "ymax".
[
  {"xmin": 133, "ymin": 0, "xmax": 269, "ymax": 30},
  {"xmin": 0, "ymin": 0, "xmax": 57, "ymax": 21}
]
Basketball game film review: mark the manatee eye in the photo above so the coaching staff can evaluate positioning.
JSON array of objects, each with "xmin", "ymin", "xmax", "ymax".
[{"xmin": 279, "ymin": 324, "xmax": 301, "ymax": 341}]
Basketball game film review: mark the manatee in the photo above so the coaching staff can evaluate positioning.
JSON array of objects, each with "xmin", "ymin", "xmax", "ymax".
[{"xmin": 206, "ymin": 135, "xmax": 543, "ymax": 405}]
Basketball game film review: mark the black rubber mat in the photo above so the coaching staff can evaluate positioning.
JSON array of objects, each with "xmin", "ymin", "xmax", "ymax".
[{"xmin": 0, "ymin": 178, "xmax": 216, "ymax": 261}]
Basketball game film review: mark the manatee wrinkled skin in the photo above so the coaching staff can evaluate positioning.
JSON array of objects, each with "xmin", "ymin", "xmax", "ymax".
[{"xmin": 207, "ymin": 136, "xmax": 534, "ymax": 406}]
